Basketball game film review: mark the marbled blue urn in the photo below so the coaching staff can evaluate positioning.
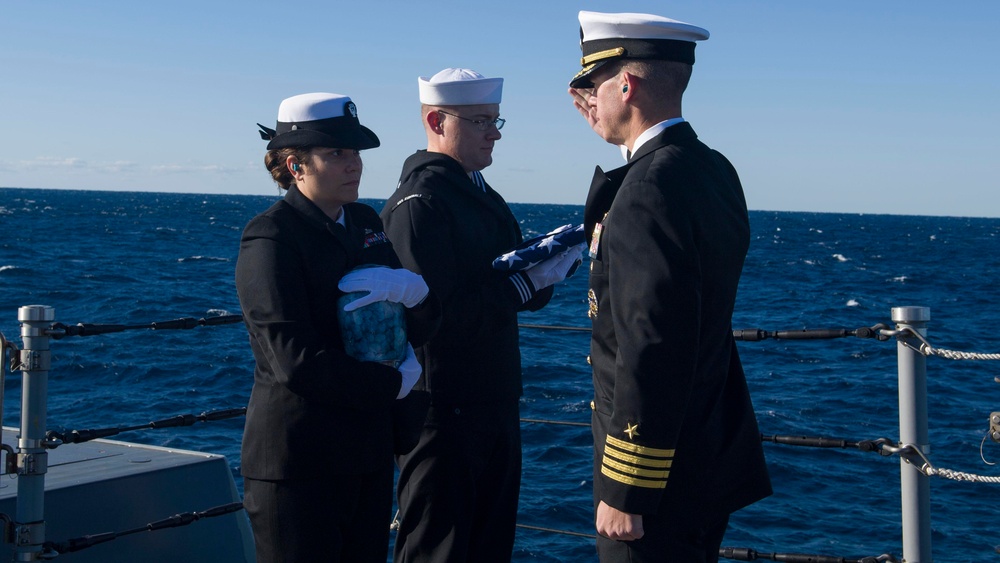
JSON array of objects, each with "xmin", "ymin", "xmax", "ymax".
[{"xmin": 336, "ymin": 268, "xmax": 408, "ymax": 369}]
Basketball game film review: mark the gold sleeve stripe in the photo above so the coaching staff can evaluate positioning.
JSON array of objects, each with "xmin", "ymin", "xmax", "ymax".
[
  {"xmin": 602, "ymin": 455, "xmax": 670, "ymax": 479},
  {"xmin": 605, "ymin": 434, "xmax": 674, "ymax": 458},
  {"xmin": 601, "ymin": 464, "xmax": 668, "ymax": 489},
  {"xmin": 581, "ymin": 47, "xmax": 626, "ymax": 66},
  {"xmin": 604, "ymin": 447, "xmax": 672, "ymax": 469}
]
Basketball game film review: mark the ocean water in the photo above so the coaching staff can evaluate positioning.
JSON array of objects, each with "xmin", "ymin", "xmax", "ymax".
[{"xmin": 1, "ymin": 187, "xmax": 998, "ymax": 562}]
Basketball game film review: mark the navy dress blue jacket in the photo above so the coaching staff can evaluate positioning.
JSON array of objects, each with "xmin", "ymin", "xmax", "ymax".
[
  {"xmin": 380, "ymin": 150, "xmax": 552, "ymax": 408},
  {"xmin": 586, "ymin": 122, "xmax": 772, "ymax": 526},
  {"xmin": 236, "ymin": 185, "xmax": 439, "ymax": 480}
]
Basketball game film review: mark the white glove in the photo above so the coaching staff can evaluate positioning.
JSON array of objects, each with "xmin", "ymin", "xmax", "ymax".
[
  {"xmin": 338, "ymin": 267, "xmax": 429, "ymax": 311},
  {"xmin": 396, "ymin": 344, "xmax": 421, "ymax": 399},
  {"xmin": 525, "ymin": 243, "xmax": 586, "ymax": 290}
]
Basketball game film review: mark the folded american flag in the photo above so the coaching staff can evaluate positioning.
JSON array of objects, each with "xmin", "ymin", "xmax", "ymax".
[{"xmin": 492, "ymin": 224, "xmax": 586, "ymax": 271}]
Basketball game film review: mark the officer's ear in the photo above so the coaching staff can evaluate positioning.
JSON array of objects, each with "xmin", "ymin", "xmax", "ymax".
[{"xmin": 620, "ymin": 73, "xmax": 636, "ymax": 101}]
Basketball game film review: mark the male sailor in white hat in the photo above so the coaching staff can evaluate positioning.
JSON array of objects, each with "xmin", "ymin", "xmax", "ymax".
[
  {"xmin": 568, "ymin": 11, "xmax": 773, "ymax": 563},
  {"xmin": 381, "ymin": 68, "xmax": 582, "ymax": 563}
]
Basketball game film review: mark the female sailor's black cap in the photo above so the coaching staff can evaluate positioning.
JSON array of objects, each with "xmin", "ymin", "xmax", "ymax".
[{"xmin": 257, "ymin": 92, "xmax": 380, "ymax": 151}]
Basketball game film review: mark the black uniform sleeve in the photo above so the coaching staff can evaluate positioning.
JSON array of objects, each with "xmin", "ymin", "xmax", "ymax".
[
  {"xmin": 598, "ymin": 178, "xmax": 701, "ymax": 514},
  {"xmin": 404, "ymin": 292, "xmax": 442, "ymax": 347}
]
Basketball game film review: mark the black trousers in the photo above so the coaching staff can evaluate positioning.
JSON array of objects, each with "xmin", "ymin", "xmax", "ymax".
[
  {"xmin": 393, "ymin": 403, "xmax": 521, "ymax": 563},
  {"xmin": 596, "ymin": 514, "xmax": 729, "ymax": 563},
  {"xmin": 244, "ymin": 466, "xmax": 394, "ymax": 563}
]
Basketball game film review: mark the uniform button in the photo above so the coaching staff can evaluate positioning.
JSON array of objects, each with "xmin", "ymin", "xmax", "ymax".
[
  {"xmin": 586, "ymin": 355, "xmax": 591, "ymax": 365},
  {"xmin": 590, "ymin": 400, "xmax": 595, "ymax": 411},
  {"xmin": 454, "ymin": 408, "xmax": 461, "ymax": 415}
]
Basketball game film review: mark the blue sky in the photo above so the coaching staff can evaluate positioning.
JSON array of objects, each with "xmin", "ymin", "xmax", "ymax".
[{"xmin": 3, "ymin": 1, "xmax": 999, "ymax": 217}]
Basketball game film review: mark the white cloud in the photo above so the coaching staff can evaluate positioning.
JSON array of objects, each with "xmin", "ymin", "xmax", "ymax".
[
  {"xmin": 150, "ymin": 163, "xmax": 244, "ymax": 175},
  {"xmin": 0, "ymin": 157, "xmax": 249, "ymax": 177}
]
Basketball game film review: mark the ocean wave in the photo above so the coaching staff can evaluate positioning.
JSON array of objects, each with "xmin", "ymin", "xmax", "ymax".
[
  {"xmin": 177, "ymin": 256, "xmax": 230, "ymax": 263},
  {"xmin": 206, "ymin": 308, "xmax": 236, "ymax": 317}
]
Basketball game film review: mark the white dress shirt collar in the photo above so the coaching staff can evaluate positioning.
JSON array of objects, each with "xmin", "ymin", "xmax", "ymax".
[{"xmin": 621, "ymin": 117, "xmax": 686, "ymax": 161}]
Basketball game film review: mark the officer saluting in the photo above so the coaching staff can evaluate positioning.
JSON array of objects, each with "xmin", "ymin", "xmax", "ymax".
[{"xmin": 567, "ymin": 11, "xmax": 772, "ymax": 562}]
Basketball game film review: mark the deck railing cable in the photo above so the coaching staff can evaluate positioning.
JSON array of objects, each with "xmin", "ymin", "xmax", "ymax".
[
  {"xmin": 517, "ymin": 322, "xmax": 895, "ymax": 342},
  {"xmin": 42, "ymin": 314, "xmax": 244, "ymax": 340},
  {"xmin": 41, "ymin": 502, "xmax": 246, "ymax": 557},
  {"xmin": 885, "ymin": 325, "xmax": 1000, "ymax": 361},
  {"xmin": 40, "ymin": 407, "xmax": 248, "ymax": 450},
  {"xmin": 718, "ymin": 548, "xmax": 899, "ymax": 562}
]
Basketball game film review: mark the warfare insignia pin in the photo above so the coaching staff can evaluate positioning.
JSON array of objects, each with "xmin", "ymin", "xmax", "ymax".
[{"xmin": 588, "ymin": 288, "xmax": 598, "ymax": 319}]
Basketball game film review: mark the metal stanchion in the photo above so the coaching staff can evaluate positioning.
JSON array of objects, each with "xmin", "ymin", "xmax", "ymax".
[
  {"xmin": 14, "ymin": 305, "xmax": 54, "ymax": 561},
  {"xmin": 893, "ymin": 306, "xmax": 932, "ymax": 563}
]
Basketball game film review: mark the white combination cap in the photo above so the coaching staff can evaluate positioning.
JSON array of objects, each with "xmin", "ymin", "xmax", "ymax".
[
  {"xmin": 570, "ymin": 11, "xmax": 710, "ymax": 88},
  {"xmin": 418, "ymin": 68, "xmax": 503, "ymax": 106}
]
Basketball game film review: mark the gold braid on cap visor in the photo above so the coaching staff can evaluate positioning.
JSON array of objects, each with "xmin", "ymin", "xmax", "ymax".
[{"xmin": 581, "ymin": 47, "xmax": 626, "ymax": 66}]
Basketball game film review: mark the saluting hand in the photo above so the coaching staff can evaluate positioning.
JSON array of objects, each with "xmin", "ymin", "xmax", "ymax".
[
  {"xmin": 596, "ymin": 500, "xmax": 644, "ymax": 541},
  {"xmin": 568, "ymin": 87, "xmax": 604, "ymax": 137}
]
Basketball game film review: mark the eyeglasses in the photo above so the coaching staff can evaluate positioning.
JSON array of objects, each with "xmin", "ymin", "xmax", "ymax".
[{"xmin": 437, "ymin": 110, "xmax": 505, "ymax": 131}]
